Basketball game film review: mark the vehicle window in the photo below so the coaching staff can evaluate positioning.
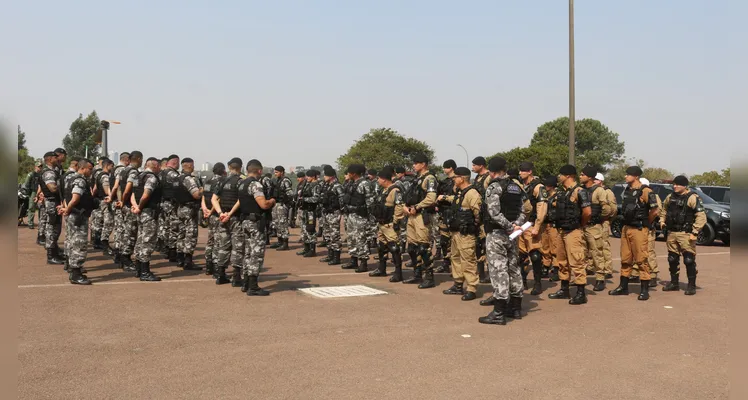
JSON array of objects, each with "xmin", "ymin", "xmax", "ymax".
[
  {"xmin": 689, "ymin": 187, "xmax": 716, "ymax": 204},
  {"xmin": 709, "ymin": 188, "xmax": 725, "ymax": 202},
  {"xmin": 723, "ymin": 190, "xmax": 730, "ymax": 203},
  {"xmin": 612, "ymin": 185, "xmax": 624, "ymax": 201}
]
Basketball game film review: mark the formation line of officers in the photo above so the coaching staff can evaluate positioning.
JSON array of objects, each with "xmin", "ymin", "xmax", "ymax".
[{"xmin": 27, "ymin": 149, "xmax": 707, "ymax": 325}]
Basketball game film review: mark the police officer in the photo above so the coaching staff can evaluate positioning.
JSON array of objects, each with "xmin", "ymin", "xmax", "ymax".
[
  {"xmin": 291, "ymin": 171, "xmax": 306, "ymax": 229},
  {"xmin": 131, "ymin": 157, "xmax": 163, "ymax": 282},
  {"xmin": 365, "ymin": 169, "xmax": 380, "ymax": 249},
  {"xmin": 541, "ymin": 176, "xmax": 562, "ymax": 282},
  {"xmin": 175, "ymin": 158, "xmax": 202, "ymax": 270},
  {"xmin": 594, "ymin": 173, "xmax": 616, "ymax": 281},
  {"xmin": 580, "ymin": 166, "xmax": 615, "ymax": 292},
  {"xmin": 660, "ymin": 175, "xmax": 707, "ymax": 295},
  {"xmin": 478, "ymin": 157, "xmax": 526, "ymax": 325},
  {"xmin": 440, "ymin": 167, "xmax": 482, "ymax": 301},
  {"xmin": 109, "ymin": 152, "xmax": 130, "ymax": 264},
  {"xmin": 90, "ymin": 157, "xmax": 107, "ymax": 249},
  {"xmin": 94, "ymin": 158, "xmax": 115, "ymax": 255},
  {"xmin": 270, "ymin": 166, "xmax": 294, "ymax": 250},
  {"xmin": 394, "ymin": 166, "xmax": 412, "ymax": 252},
  {"xmin": 238, "ymin": 159, "xmax": 276, "ymax": 296},
  {"xmin": 61, "ymin": 157, "xmax": 80, "ymax": 201},
  {"xmin": 368, "ymin": 167, "xmax": 405, "ymax": 280},
  {"xmin": 341, "ymin": 164, "xmax": 375, "ymax": 273},
  {"xmin": 40, "ymin": 151, "xmax": 64, "ymax": 264},
  {"xmin": 61, "ymin": 158, "xmax": 95, "ymax": 285},
  {"xmin": 24, "ymin": 162, "xmax": 42, "ymax": 230},
  {"xmin": 298, "ymin": 170, "xmax": 322, "ymax": 257},
  {"xmin": 61, "ymin": 159, "xmax": 81, "ymax": 269},
  {"xmin": 213, "ymin": 158, "xmax": 245, "ymax": 286},
  {"xmin": 517, "ymin": 161, "xmax": 548, "ymax": 295},
  {"xmin": 631, "ymin": 177, "xmax": 662, "ymax": 287},
  {"xmin": 435, "ymin": 160, "xmax": 456, "ymax": 273},
  {"xmin": 470, "ymin": 156, "xmax": 491, "ymax": 283},
  {"xmin": 609, "ymin": 166, "xmax": 659, "ymax": 301},
  {"xmin": 202, "ymin": 162, "xmax": 226, "ymax": 277},
  {"xmin": 402, "ymin": 155, "xmax": 438, "ymax": 288},
  {"xmin": 117, "ymin": 151, "xmax": 143, "ymax": 272},
  {"xmin": 260, "ymin": 173, "xmax": 277, "ymax": 245},
  {"xmin": 158, "ymin": 154, "xmax": 181, "ymax": 262},
  {"xmin": 319, "ymin": 166, "xmax": 345, "ymax": 265},
  {"xmin": 548, "ymin": 165, "xmax": 592, "ymax": 305}
]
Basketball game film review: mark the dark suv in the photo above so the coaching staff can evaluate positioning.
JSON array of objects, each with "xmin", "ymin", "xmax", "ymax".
[
  {"xmin": 609, "ymin": 183, "xmax": 729, "ymax": 246},
  {"xmin": 694, "ymin": 186, "xmax": 730, "ymax": 205}
]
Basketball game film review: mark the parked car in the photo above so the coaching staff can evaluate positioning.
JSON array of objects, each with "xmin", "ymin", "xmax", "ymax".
[
  {"xmin": 694, "ymin": 186, "xmax": 730, "ymax": 205},
  {"xmin": 608, "ymin": 183, "xmax": 729, "ymax": 246}
]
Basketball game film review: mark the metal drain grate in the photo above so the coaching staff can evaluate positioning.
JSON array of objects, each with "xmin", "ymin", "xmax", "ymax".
[{"xmin": 298, "ymin": 285, "xmax": 388, "ymax": 298}]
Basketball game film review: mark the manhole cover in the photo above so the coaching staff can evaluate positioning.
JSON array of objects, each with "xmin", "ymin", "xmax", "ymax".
[{"xmin": 298, "ymin": 285, "xmax": 388, "ymax": 298}]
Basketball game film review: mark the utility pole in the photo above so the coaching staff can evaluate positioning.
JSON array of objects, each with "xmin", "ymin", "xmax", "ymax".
[{"xmin": 568, "ymin": 0, "xmax": 576, "ymax": 165}]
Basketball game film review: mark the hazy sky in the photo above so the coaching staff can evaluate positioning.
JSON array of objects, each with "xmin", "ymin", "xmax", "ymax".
[{"xmin": 3, "ymin": 1, "xmax": 744, "ymax": 174}]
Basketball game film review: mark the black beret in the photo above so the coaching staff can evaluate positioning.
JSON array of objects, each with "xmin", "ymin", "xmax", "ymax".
[
  {"xmin": 559, "ymin": 164, "xmax": 577, "ymax": 176},
  {"xmin": 274, "ymin": 165, "xmax": 285, "ymax": 172},
  {"xmin": 581, "ymin": 165, "xmax": 598, "ymax": 178},
  {"xmin": 167, "ymin": 154, "xmax": 179, "ymax": 161},
  {"xmin": 306, "ymin": 170, "xmax": 316, "ymax": 177},
  {"xmin": 673, "ymin": 175, "xmax": 689, "ymax": 186},
  {"xmin": 519, "ymin": 161, "xmax": 534, "ymax": 172},
  {"xmin": 455, "ymin": 167, "xmax": 472, "ymax": 177},
  {"xmin": 160, "ymin": 157, "xmax": 168, "ymax": 162},
  {"xmin": 543, "ymin": 175, "xmax": 558, "ymax": 187},
  {"xmin": 626, "ymin": 166, "xmax": 643, "ymax": 177},
  {"xmin": 146, "ymin": 157, "xmax": 159, "ymax": 163},
  {"xmin": 442, "ymin": 159, "xmax": 457, "ymax": 169},
  {"xmin": 394, "ymin": 166, "xmax": 406, "ymax": 174},
  {"xmin": 44, "ymin": 151, "xmax": 56, "ymax": 158},
  {"xmin": 472, "ymin": 156, "xmax": 486, "ymax": 166},
  {"xmin": 488, "ymin": 157, "xmax": 507, "ymax": 173},
  {"xmin": 182, "ymin": 157, "xmax": 194, "ymax": 164},
  {"xmin": 507, "ymin": 168, "xmax": 519, "ymax": 178},
  {"xmin": 412, "ymin": 154, "xmax": 429, "ymax": 164},
  {"xmin": 213, "ymin": 162, "xmax": 226, "ymax": 174},
  {"xmin": 324, "ymin": 167, "xmax": 336, "ymax": 177},
  {"xmin": 296, "ymin": 171, "xmax": 306, "ymax": 178},
  {"xmin": 355, "ymin": 164, "xmax": 367, "ymax": 175},
  {"xmin": 70, "ymin": 156, "xmax": 81, "ymax": 163},
  {"xmin": 367, "ymin": 169, "xmax": 378, "ymax": 176},
  {"xmin": 378, "ymin": 167, "xmax": 394, "ymax": 180},
  {"xmin": 228, "ymin": 157, "xmax": 243, "ymax": 167},
  {"xmin": 54, "ymin": 148, "xmax": 67, "ymax": 155}
]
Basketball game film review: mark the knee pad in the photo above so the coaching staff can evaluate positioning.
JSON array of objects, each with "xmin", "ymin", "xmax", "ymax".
[
  {"xmin": 529, "ymin": 250, "xmax": 543, "ymax": 263},
  {"xmin": 519, "ymin": 252, "xmax": 529, "ymax": 266},
  {"xmin": 683, "ymin": 252, "xmax": 696, "ymax": 268},
  {"xmin": 407, "ymin": 243, "xmax": 418, "ymax": 255},
  {"xmin": 377, "ymin": 242, "xmax": 388, "ymax": 253},
  {"xmin": 387, "ymin": 241, "xmax": 400, "ymax": 254},
  {"xmin": 417, "ymin": 243, "xmax": 430, "ymax": 255},
  {"xmin": 667, "ymin": 252, "xmax": 680, "ymax": 268}
]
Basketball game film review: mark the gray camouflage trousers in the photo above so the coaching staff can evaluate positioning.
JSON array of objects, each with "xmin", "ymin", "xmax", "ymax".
[
  {"xmin": 44, "ymin": 199, "xmax": 61, "ymax": 250},
  {"xmin": 272, "ymin": 203, "xmax": 290, "ymax": 239},
  {"xmin": 367, "ymin": 215, "xmax": 377, "ymax": 243},
  {"xmin": 215, "ymin": 216, "xmax": 245, "ymax": 269},
  {"xmin": 97, "ymin": 201, "xmax": 114, "ymax": 241},
  {"xmin": 112, "ymin": 206, "xmax": 124, "ymax": 250},
  {"xmin": 430, "ymin": 213, "xmax": 442, "ymax": 248},
  {"xmin": 38, "ymin": 200, "xmax": 47, "ymax": 231},
  {"xmin": 135, "ymin": 208, "xmax": 159, "ymax": 263},
  {"xmin": 321, "ymin": 210, "xmax": 342, "ymax": 251},
  {"xmin": 301, "ymin": 210, "xmax": 317, "ymax": 244},
  {"xmin": 159, "ymin": 201, "xmax": 179, "ymax": 249},
  {"xmin": 118, "ymin": 206, "xmax": 138, "ymax": 256},
  {"xmin": 242, "ymin": 219, "xmax": 266, "ymax": 278},
  {"xmin": 347, "ymin": 214, "xmax": 370, "ymax": 260},
  {"xmin": 91, "ymin": 203, "xmax": 103, "ymax": 234},
  {"xmin": 64, "ymin": 213, "xmax": 89, "ymax": 268},
  {"xmin": 177, "ymin": 204, "xmax": 199, "ymax": 255},
  {"xmin": 205, "ymin": 214, "xmax": 219, "ymax": 265},
  {"xmin": 486, "ymin": 231, "xmax": 523, "ymax": 300}
]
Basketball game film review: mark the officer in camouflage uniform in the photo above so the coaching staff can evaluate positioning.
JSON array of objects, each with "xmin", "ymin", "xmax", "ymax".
[
  {"xmin": 269, "ymin": 166, "xmax": 294, "ymax": 251},
  {"xmin": 159, "ymin": 154, "xmax": 181, "ymax": 262},
  {"xmin": 61, "ymin": 158, "xmax": 96, "ymax": 285},
  {"xmin": 298, "ymin": 170, "xmax": 322, "ymax": 257},
  {"xmin": 117, "ymin": 151, "xmax": 143, "ymax": 272},
  {"xmin": 341, "ymin": 172, "xmax": 353, "ymax": 247},
  {"xmin": 61, "ymin": 159, "xmax": 80, "ymax": 267},
  {"xmin": 131, "ymin": 157, "xmax": 163, "ymax": 281},
  {"xmin": 260, "ymin": 173, "xmax": 277, "ymax": 245},
  {"xmin": 93, "ymin": 158, "xmax": 115, "ymax": 255},
  {"xmin": 213, "ymin": 158, "xmax": 246, "ymax": 285},
  {"xmin": 393, "ymin": 167, "xmax": 412, "ymax": 252},
  {"xmin": 291, "ymin": 171, "xmax": 306, "ymax": 229},
  {"xmin": 109, "ymin": 152, "xmax": 131, "ymax": 264},
  {"xmin": 402, "ymin": 154, "xmax": 438, "ymax": 288},
  {"xmin": 175, "ymin": 158, "xmax": 202, "ymax": 270},
  {"xmin": 435, "ymin": 160, "xmax": 456, "ymax": 273},
  {"xmin": 341, "ymin": 164, "xmax": 375, "ymax": 273},
  {"xmin": 319, "ymin": 166, "xmax": 346, "ymax": 265},
  {"xmin": 90, "ymin": 157, "xmax": 107, "ymax": 249},
  {"xmin": 366, "ymin": 169, "xmax": 380, "ymax": 249},
  {"xmin": 201, "ymin": 162, "xmax": 227, "ymax": 277},
  {"xmin": 368, "ymin": 167, "xmax": 405, "ymax": 280},
  {"xmin": 440, "ymin": 167, "xmax": 482, "ymax": 301},
  {"xmin": 471, "ymin": 156, "xmax": 492, "ymax": 283},
  {"xmin": 24, "ymin": 161, "xmax": 42, "ymax": 232},
  {"xmin": 479, "ymin": 157, "xmax": 526, "ymax": 325},
  {"xmin": 40, "ymin": 151, "xmax": 65, "ymax": 264},
  {"xmin": 238, "ymin": 159, "xmax": 276, "ymax": 296}
]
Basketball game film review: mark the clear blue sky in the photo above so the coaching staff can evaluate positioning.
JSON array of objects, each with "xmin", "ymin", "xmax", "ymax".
[{"xmin": 3, "ymin": 0, "xmax": 743, "ymax": 174}]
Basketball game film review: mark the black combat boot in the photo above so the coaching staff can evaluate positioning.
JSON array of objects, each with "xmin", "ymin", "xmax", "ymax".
[
  {"xmin": 140, "ymin": 262, "xmax": 162, "ymax": 282},
  {"xmin": 113, "ymin": 248, "xmax": 121, "ymax": 264},
  {"xmin": 341, "ymin": 257, "xmax": 357, "ymax": 270},
  {"xmin": 542, "ymin": 266, "xmax": 550, "ymax": 278},
  {"xmin": 418, "ymin": 269, "xmax": 435, "ymax": 289},
  {"xmin": 318, "ymin": 240, "xmax": 328, "ymax": 248},
  {"xmin": 69, "ymin": 268, "xmax": 92, "ymax": 285},
  {"xmin": 548, "ymin": 280, "xmax": 571, "ymax": 299},
  {"xmin": 389, "ymin": 257, "xmax": 403, "ymax": 282},
  {"xmin": 461, "ymin": 291, "xmax": 477, "ymax": 301},
  {"xmin": 608, "ymin": 276, "xmax": 630, "ymax": 296},
  {"xmin": 442, "ymin": 282, "xmax": 464, "ymax": 295},
  {"xmin": 63, "ymin": 257, "xmax": 70, "ymax": 272},
  {"xmin": 549, "ymin": 266, "xmax": 560, "ymax": 282},
  {"xmin": 241, "ymin": 276, "xmax": 250, "ymax": 293},
  {"xmin": 629, "ymin": 275, "xmax": 640, "ymax": 283},
  {"xmin": 269, "ymin": 239, "xmax": 282, "ymax": 249},
  {"xmin": 182, "ymin": 253, "xmax": 200, "ymax": 270},
  {"xmin": 662, "ymin": 274, "xmax": 680, "ymax": 291},
  {"xmin": 434, "ymin": 246, "xmax": 443, "ymax": 260},
  {"xmin": 530, "ymin": 257, "xmax": 544, "ymax": 295},
  {"xmin": 649, "ymin": 278, "xmax": 658, "ymax": 288},
  {"xmin": 176, "ymin": 252, "xmax": 185, "ymax": 268},
  {"xmin": 303, "ymin": 243, "xmax": 317, "ymax": 258},
  {"xmin": 215, "ymin": 265, "xmax": 231, "ymax": 285},
  {"xmin": 638, "ymin": 281, "xmax": 650, "ymax": 301},
  {"xmin": 168, "ymin": 248, "xmax": 177, "ymax": 262},
  {"xmin": 319, "ymin": 251, "xmax": 332, "ymax": 263},
  {"xmin": 36, "ymin": 232, "xmax": 45, "ymax": 246},
  {"xmin": 403, "ymin": 267, "xmax": 423, "ymax": 284},
  {"xmin": 102, "ymin": 240, "xmax": 114, "ymax": 256},
  {"xmin": 509, "ymin": 297, "xmax": 523, "ymax": 319},
  {"xmin": 328, "ymin": 250, "xmax": 342, "ymax": 266},
  {"xmin": 355, "ymin": 258, "xmax": 369, "ymax": 273},
  {"xmin": 480, "ymin": 296, "xmax": 497, "ymax": 306},
  {"xmin": 205, "ymin": 261, "xmax": 215, "ymax": 276},
  {"xmin": 265, "ymin": 234, "xmax": 270, "ymax": 246},
  {"xmin": 297, "ymin": 243, "xmax": 310, "ymax": 256},
  {"xmin": 47, "ymin": 248, "xmax": 64, "ymax": 265},
  {"xmin": 478, "ymin": 261, "xmax": 490, "ymax": 283},
  {"xmin": 120, "ymin": 254, "xmax": 136, "ymax": 273},
  {"xmin": 531, "ymin": 279, "xmax": 543, "ymax": 296},
  {"xmin": 277, "ymin": 238, "xmax": 290, "ymax": 251},
  {"xmin": 369, "ymin": 257, "xmax": 387, "ymax": 277},
  {"xmin": 231, "ymin": 268, "xmax": 243, "ymax": 288},
  {"xmin": 593, "ymin": 280, "xmax": 606, "ymax": 292},
  {"xmin": 684, "ymin": 276, "xmax": 697, "ymax": 296},
  {"xmin": 246, "ymin": 276, "xmax": 270, "ymax": 296},
  {"xmin": 435, "ymin": 258, "xmax": 451, "ymax": 274},
  {"xmin": 569, "ymin": 285, "xmax": 587, "ymax": 305},
  {"xmin": 478, "ymin": 299, "xmax": 507, "ymax": 325},
  {"xmin": 134, "ymin": 260, "xmax": 142, "ymax": 278},
  {"xmin": 521, "ymin": 268, "xmax": 529, "ymax": 290}
]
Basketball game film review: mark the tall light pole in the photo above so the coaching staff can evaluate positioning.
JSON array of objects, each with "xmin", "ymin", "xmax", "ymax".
[
  {"xmin": 97, "ymin": 120, "xmax": 120, "ymax": 159},
  {"xmin": 457, "ymin": 144, "xmax": 469, "ymax": 167},
  {"xmin": 568, "ymin": 0, "xmax": 576, "ymax": 165}
]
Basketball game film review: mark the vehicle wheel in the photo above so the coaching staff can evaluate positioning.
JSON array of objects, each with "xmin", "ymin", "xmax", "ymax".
[
  {"xmin": 696, "ymin": 223, "xmax": 716, "ymax": 246},
  {"xmin": 610, "ymin": 218, "xmax": 622, "ymax": 239}
]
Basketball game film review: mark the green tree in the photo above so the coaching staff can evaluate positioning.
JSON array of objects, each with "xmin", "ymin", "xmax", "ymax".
[
  {"xmin": 62, "ymin": 111, "xmax": 101, "ymax": 166},
  {"xmin": 489, "ymin": 143, "xmax": 568, "ymax": 178},
  {"xmin": 17, "ymin": 125, "xmax": 36, "ymax": 183},
  {"xmin": 690, "ymin": 168, "xmax": 730, "ymax": 186},
  {"xmin": 530, "ymin": 117, "xmax": 625, "ymax": 172},
  {"xmin": 642, "ymin": 166, "xmax": 674, "ymax": 183},
  {"xmin": 603, "ymin": 158, "xmax": 644, "ymax": 185},
  {"xmin": 336, "ymin": 128, "xmax": 436, "ymax": 171}
]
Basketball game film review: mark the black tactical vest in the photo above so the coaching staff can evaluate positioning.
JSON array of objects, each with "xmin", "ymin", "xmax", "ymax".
[
  {"xmin": 176, "ymin": 173, "xmax": 199, "ymax": 205},
  {"xmin": 665, "ymin": 191, "xmax": 697, "ymax": 232},
  {"xmin": 404, "ymin": 173, "xmax": 433, "ymax": 208},
  {"xmin": 621, "ymin": 185, "xmax": 649, "ymax": 227},
  {"xmin": 218, "ymin": 174, "xmax": 241, "ymax": 211},
  {"xmin": 238, "ymin": 177, "xmax": 261, "ymax": 217},
  {"xmin": 546, "ymin": 191, "xmax": 559, "ymax": 226},
  {"xmin": 133, "ymin": 171, "xmax": 162, "ymax": 209},
  {"xmin": 322, "ymin": 181, "xmax": 342, "ymax": 212},
  {"xmin": 202, "ymin": 175, "xmax": 223, "ymax": 211},
  {"xmin": 160, "ymin": 168, "xmax": 180, "ymax": 200},
  {"xmin": 483, "ymin": 178, "xmax": 523, "ymax": 234},
  {"xmin": 64, "ymin": 176, "xmax": 94, "ymax": 214},
  {"xmin": 473, "ymin": 173, "xmax": 489, "ymax": 197},
  {"xmin": 347, "ymin": 179, "xmax": 368, "ymax": 217},
  {"xmin": 371, "ymin": 186, "xmax": 396, "ymax": 223},
  {"xmin": 525, "ymin": 179, "xmax": 541, "ymax": 221},
  {"xmin": 556, "ymin": 186, "xmax": 583, "ymax": 231},
  {"xmin": 586, "ymin": 184, "xmax": 603, "ymax": 225},
  {"xmin": 301, "ymin": 181, "xmax": 318, "ymax": 211},
  {"xmin": 449, "ymin": 187, "xmax": 478, "ymax": 234},
  {"xmin": 40, "ymin": 166, "xmax": 60, "ymax": 200},
  {"xmin": 275, "ymin": 177, "xmax": 292, "ymax": 203}
]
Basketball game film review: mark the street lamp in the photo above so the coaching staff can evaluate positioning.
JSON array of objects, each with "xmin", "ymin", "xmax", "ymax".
[
  {"xmin": 96, "ymin": 119, "xmax": 121, "ymax": 158},
  {"xmin": 568, "ymin": 0, "xmax": 576, "ymax": 165},
  {"xmin": 457, "ymin": 144, "xmax": 469, "ymax": 167}
]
